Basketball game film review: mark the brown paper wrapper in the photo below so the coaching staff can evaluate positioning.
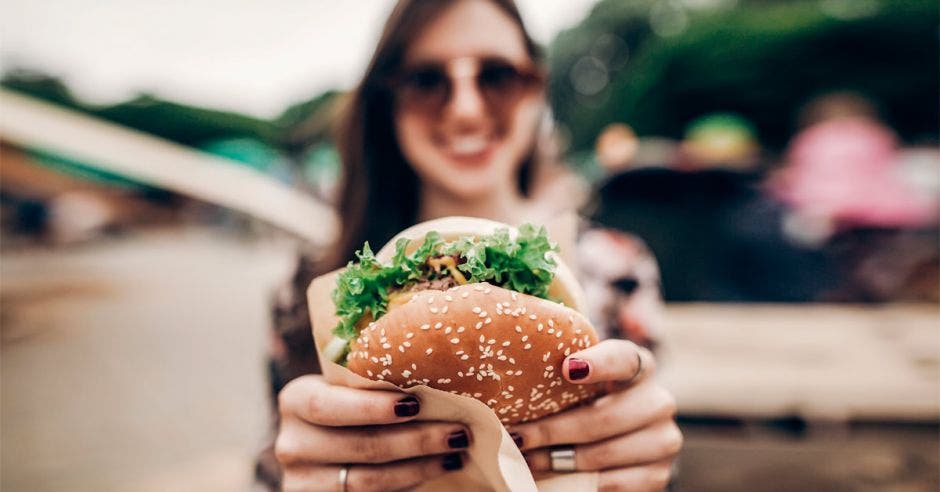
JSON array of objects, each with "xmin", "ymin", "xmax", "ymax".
[{"xmin": 307, "ymin": 268, "xmax": 597, "ymax": 491}]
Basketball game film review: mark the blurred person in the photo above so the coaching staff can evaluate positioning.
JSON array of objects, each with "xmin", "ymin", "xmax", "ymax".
[
  {"xmin": 769, "ymin": 93, "xmax": 938, "ymax": 302},
  {"xmin": 260, "ymin": 1, "xmax": 681, "ymax": 491}
]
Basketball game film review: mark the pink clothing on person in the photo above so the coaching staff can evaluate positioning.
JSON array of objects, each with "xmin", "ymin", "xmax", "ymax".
[{"xmin": 771, "ymin": 118, "xmax": 936, "ymax": 229}]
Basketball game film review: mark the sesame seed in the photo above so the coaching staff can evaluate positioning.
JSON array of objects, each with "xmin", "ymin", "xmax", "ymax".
[
  {"xmin": 420, "ymin": 324, "xmax": 430, "ymax": 330},
  {"xmin": 502, "ymin": 341, "xmax": 511, "ymax": 347},
  {"xmin": 484, "ymin": 287, "xmax": 492, "ymax": 294},
  {"xmin": 557, "ymin": 342, "xmax": 564, "ymax": 350},
  {"xmin": 547, "ymin": 328, "xmax": 554, "ymax": 334},
  {"xmin": 457, "ymin": 326, "xmax": 465, "ymax": 333},
  {"xmin": 564, "ymin": 348, "xmax": 571, "ymax": 356},
  {"xmin": 398, "ymin": 346, "xmax": 404, "ymax": 353},
  {"xmin": 521, "ymin": 335, "xmax": 529, "ymax": 342},
  {"xmin": 403, "ymin": 341, "xmax": 412, "ymax": 347},
  {"xmin": 515, "ymin": 326, "xmax": 523, "ymax": 333},
  {"xmin": 488, "ymin": 339, "xmax": 496, "ymax": 345},
  {"xmin": 371, "ymin": 356, "xmax": 379, "ymax": 363},
  {"xmin": 472, "ymin": 306, "xmax": 482, "ymax": 314},
  {"xmin": 441, "ymin": 306, "xmax": 449, "ymax": 314},
  {"xmin": 529, "ymin": 314, "xmax": 538, "ymax": 320},
  {"xmin": 555, "ymin": 331, "xmax": 562, "ymax": 338},
  {"xmin": 511, "ymin": 292, "xmax": 518, "ymax": 301},
  {"xmin": 445, "ymin": 295, "xmax": 453, "ymax": 302},
  {"xmin": 475, "ymin": 321, "xmax": 484, "ymax": 329},
  {"xmin": 461, "ymin": 292, "xmax": 470, "ymax": 298},
  {"xmin": 427, "ymin": 297, "xmax": 435, "ymax": 304},
  {"xmin": 430, "ymin": 307, "xmax": 439, "ymax": 314},
  {"xmin": 382, "ymin": 343, "xmax": 392, "ymax": 349},
  {"xmin": 545, "ymin": 365, "xmax": 554, "ymax": 371},
  {"xmin": 450, "ymin": 338, "xmax": 460, "ymax": 344},
  {"xmin": 434, "ymin": 322, "xmax": 443, "ymax": 329},
  {"xmin": 444, "ymin": 327, "xmax": 452, "ymax": 335},
  {"xmin": 461, "ymin": 354, "xmax": 469, "ymax": 360},
  {"xmin": 524, "ymin": 343, "xmax": 532, "ymax": 350},
  {"xmin": 367, "ymin": 370, "xmax": 374, "ymax": 377},
  {"xmin": 426, "ymin": 348, "xmax": 433, "ymax": 355},
  {"xmin": 402, "ymin": 370, "xmax": 411, "ymax": 378},
  {"xmin": 479, "ymin": 335, "xmax": 485, "ymax": 343},
  {"xmin": 484, "ymin": 317, "xmax": 492, "ymax": 325}
]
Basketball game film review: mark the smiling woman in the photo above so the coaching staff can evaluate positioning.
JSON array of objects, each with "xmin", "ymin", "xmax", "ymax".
[{"xmin": 263, "ymin": 1, "xmax": 680, "ymax": 491}]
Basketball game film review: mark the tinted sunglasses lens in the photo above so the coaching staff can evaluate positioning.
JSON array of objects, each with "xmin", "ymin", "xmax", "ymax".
[
  {"xmin": 398, "ymin": 67, "xmax": 449, "ymax": 111},
  {"xmin": 477, "ymin": 61, "xmax": 541, "ymax": 106}
]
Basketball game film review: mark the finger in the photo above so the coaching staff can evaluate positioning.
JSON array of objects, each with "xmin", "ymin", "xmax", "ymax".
[
  {"xmin": 523, "ymin": 421, "xmax": 682, "ymax": 472},
  {"xmin": 279, "ymin": 375, "xmax": 422, "ymax": 426},
  {"xmin": 281, "ymin": 453, "xmax": 466, "ymax": 492},
  {"xmin": 509, "ymin": 380, "xmax": 676, "ymax": 450},
  {"xmin": 276, "ymin": 420, "xmax": 472, "ymax": 465},
  {"xmin": 597, "ymin": 459, "xmax": 674, "ymax": 492},
  {"xmin": 562, "ymin": 339, "xmax": 655, "ymax": 385}
]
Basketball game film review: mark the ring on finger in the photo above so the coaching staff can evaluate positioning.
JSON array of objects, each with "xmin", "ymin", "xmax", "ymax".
[
  {"xmin": 338, "ymin": 464, "xmax": 350, "ymax": 492},
  {"xmin": 549, "ymin": 446, "xmax": 577, "ymax": 473},
  {"xmin": 628, "ymin": 350, "xmax": 643, "ymax": 383}
]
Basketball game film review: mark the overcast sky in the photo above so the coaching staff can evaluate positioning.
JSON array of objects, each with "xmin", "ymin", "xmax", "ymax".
[{"xmin": 0, "ymin": 0, "xmax": 598, "ymax": 117}]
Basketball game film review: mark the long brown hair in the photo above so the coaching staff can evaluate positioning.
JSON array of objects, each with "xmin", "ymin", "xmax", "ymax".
[{"xmin": 326, "ymin": 0, "xmax": 544, "ymax": 270}]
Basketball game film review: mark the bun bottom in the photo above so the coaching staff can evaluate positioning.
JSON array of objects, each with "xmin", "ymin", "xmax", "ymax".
[{"xmin": 347, "ymin": 283, "xmax": 602, "ymax": 424}]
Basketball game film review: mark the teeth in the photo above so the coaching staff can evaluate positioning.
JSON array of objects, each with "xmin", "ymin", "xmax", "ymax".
[{"xmin": 450, "ymin": 136, "xmax": 488, "ymax": 155}]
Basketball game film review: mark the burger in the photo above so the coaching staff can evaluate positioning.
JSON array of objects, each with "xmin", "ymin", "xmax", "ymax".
[{"xmin": 323, "ymin": 217, "xmax": 601, "ymax": 424}]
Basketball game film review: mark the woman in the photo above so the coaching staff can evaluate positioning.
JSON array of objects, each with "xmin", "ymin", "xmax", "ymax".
[{"xmin": 263, "ymin": 1, "xmax": 681, "ymax": 490}]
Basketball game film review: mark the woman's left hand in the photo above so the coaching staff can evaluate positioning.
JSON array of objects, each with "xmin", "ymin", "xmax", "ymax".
[{"xmin": 508, "ymin": 340, "xmax": 682, "ymax": 492}]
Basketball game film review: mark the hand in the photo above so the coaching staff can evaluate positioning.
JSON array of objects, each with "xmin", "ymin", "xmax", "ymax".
[
  {"xmin": 508, "ymin": 340, "xmax": 682, "ymax": 492},
  {"xmin": 275, "ymin": 375, "xmax": 469, "ymax": 491}
]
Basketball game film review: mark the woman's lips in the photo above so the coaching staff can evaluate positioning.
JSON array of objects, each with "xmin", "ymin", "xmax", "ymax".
[{"xmin": 441, "ymin": 136, "xmax": 496, "ymax": 167}]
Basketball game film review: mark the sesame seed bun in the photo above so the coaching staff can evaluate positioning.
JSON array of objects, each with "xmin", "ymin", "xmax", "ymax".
[{"xmin": 346, "ymin": 217, "xmax": 602, "ymax": 424}]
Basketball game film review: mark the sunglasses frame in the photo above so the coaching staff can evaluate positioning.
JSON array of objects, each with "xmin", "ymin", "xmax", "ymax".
[{"xmin": 385, "ymin": 56, "xmax": 546, "ymax": 115}]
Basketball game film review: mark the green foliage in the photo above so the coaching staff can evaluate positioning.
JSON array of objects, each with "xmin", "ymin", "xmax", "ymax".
[{"xmin": 549, "ymin": 0, "xmax": 938, "ymax": 152}]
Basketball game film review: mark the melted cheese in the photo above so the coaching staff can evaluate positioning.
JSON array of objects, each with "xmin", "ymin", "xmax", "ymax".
[{"xmin": 428, "ymin": 256, "xmax": 468, "ymax": 285}]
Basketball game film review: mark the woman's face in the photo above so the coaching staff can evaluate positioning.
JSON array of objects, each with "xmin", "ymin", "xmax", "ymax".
[{"xmin": 393, "ymin": 0, "xmax": 545, "ymax": 201}]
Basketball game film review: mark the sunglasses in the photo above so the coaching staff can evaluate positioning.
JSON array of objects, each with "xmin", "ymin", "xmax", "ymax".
[{"xmin": 389, "ymin": 56, "xmax": 545, "ymax": 115}]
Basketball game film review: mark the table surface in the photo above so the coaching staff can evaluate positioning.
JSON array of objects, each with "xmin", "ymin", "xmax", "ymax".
[{"xmin": 657, "ymin": 303, "xmax": 940, "ymax": 422}]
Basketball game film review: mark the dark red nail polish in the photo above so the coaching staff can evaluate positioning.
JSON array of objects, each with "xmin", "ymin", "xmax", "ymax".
[
  {"xmin": 447, "ymin": 429, "xmax": 469, "ymax": 449},
  {"xmin": 568, "ymin": 358, "xmax": 590, "ymax": 380},
  {"xmin": 442, "ymin": 453, "xmax": 463, "ymax": 471},
  {"xmin": 510, "ymin": 432, "xmax": 524, "ymax": 448},
  {"xmin": 394, "ymin": 396, "xmax": 420, "ymax": 417}
]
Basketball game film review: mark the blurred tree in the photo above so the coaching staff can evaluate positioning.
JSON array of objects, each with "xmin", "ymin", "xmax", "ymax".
[{"xmin": 549, "ymin": 0, "xmax": 938, "ymax": 154}]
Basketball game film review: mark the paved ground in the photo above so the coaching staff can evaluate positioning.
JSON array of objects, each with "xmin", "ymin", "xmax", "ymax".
[{"xmin": 1, "ymin": 227, "xmax": 296, "ymax": 491}]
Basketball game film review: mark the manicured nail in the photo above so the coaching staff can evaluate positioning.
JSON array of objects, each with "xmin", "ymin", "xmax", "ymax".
[
  {"xmin": 568, "ymin": 358, "xmax": 590, "ymax": 380},
  {"xmin": 510, "ymin": 432, "xmax": 524, "ymax": 448},
  {"xmin": 442, "ymin": 453, "xmax": 463, "ymax": 471},
  {"xmin": 447, "ymin": 429, "xmax": 469, "ymax": 449},
  {"xmin": 394, "ymin": 396, "xmax": 420, "ymax": 417}
]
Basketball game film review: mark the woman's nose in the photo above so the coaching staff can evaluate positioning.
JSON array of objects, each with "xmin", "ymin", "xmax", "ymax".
[{"xmin": 445, "ymin": 76, "xmax": 487, "ymax": 122}]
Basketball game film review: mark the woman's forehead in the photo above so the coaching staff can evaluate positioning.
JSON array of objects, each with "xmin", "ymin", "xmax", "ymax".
[{"xmin": 404, "ymin": 0, "xmax": 530, "ymax": 65}]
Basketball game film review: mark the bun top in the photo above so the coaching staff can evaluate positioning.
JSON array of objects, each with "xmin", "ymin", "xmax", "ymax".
[{"xmin": 375, "ymin": 216, "xmax": 588, "ymax": 314}]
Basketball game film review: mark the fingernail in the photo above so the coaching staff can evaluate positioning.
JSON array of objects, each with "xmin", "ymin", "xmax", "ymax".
[
  {"xmin": 394, "ymin": 396, "xmax": 420, "ymax": 417},
  {"xmin": 447, "ymin": 429, "xmax": 469, "ymax": 449},
  {"xmin": 510, "ymin": 432, "xmax": 524, "ymax": 448},
  {"xmin": 568, "ymin": 358, "xmax": 590, "ymax": 380},
  {"xmin": 442, "ymin": 453, "xmax": 463, "ymax": 471}
]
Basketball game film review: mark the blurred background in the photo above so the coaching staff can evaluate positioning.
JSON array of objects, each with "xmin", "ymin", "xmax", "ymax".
[{"xmin": 1, "ymin": 0, "xmax": 937, "ymax": 491}]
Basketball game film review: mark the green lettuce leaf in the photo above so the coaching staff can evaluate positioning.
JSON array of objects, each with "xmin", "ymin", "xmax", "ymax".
[{"xmin": 331, "ymin": 225, "xmax": 558, "ymax": 344}]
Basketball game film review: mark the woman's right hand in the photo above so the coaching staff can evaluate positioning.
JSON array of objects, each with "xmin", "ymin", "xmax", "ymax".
[{"xmin": 275, "ymin": 375, "xmax": 470, "ymax": 492}]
